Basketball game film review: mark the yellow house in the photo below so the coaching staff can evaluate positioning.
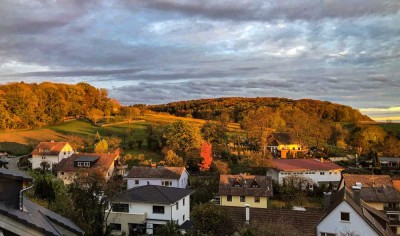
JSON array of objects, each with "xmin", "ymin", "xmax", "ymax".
[
  {"xmin": 266, "ymin": 133, "xmax": 305, "ymax": 158},
  {"xmin": 219, "ymin": 174, "xmax": 273, "ymax": 208}
]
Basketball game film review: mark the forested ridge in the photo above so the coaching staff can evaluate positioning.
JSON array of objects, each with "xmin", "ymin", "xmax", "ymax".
[
  {"xmin": 149, "ymin": 97, "xmax": 372, "ymax": 123},
  {"xmin": 0, "ymin": 82, "xmax": 120, "ymax": 130}
]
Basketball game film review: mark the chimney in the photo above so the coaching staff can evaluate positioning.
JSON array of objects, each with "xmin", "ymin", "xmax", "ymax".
[
  {"xmin": 245, "ymin": 204, "xmax": 250, "ymax": 224},
  {"xmin": 352, "ymin": 183, "xmax": 362, "ymax": 206},
  {"xmin": 323, "ymin": 192, "xmax": 332, "ymax": 211}
]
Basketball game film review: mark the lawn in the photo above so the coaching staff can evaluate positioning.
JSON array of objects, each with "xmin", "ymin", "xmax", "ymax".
[{"xmin": 379, "ymin": 123, "xmax": 400, "ymax": 134}]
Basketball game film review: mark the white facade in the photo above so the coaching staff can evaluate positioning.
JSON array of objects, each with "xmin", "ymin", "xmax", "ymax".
[
  {"xmin": 317, "ymin": 201, "xmax": 378, "ymax": 236},
  {"xmin": 108, "ymin": 195, "xmax": 190, "ymax": 235},
  {"xmin": 268, "ymin": 168, "xmax": 342, "ymax": 187},
  {"xmin": 31, "ymin": 144, "xmax": 74, "ymax": 170},
  {"xmin": 127, "ymin": 171, "xmax": 189, "ymax": 189}
]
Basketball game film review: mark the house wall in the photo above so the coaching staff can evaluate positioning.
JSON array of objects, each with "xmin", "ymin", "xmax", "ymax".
[
  {"xmin": 57, "ymin": 171, "xmax": 75, "ymax": 185},
  {"xmin": 109, "ymin": 196, "xmax": 190, "ymax": 235},
  {"xmin": 31, "ymin": 144, "xmax": 74, "ymax": 170},
  {"xmin": 276, "ymin": 169, "xmax": 342, "ymax": 186},
  {"xmin": 220, "ymin": 195, "xmax": 268, "ymax": 208},
  {"xmin": 317, "ymin": 201, "xmax": 378, "ymax": 236},
  {"xmin": 278, "ymin": 144, "xmax": 301, "ymax": 151},
  {"xmin": 127, "ymin": 178, "xmax": 179, "ymax": 189},
  {"xmin": 367, "ymin": 202, "xmax": 384, "ymax": 211}
]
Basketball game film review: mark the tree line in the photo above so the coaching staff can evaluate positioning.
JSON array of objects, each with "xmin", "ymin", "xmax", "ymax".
[
  {"xmin": 149, "ymin": 97, "xmax": 371, "ymax": 123},
  {"xmin": 0, "ymin": 82, "xmax": 120, "ymax": 129}
]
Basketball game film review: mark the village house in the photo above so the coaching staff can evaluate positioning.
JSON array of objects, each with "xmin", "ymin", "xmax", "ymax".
[
  {"xmin": 126, "ymin": 166, "xmax": 189, "ymax": 189},
  {"xmin": 317, "ymin": 186, "xmax": 394, "ymax": 236},
  {"xmin": 106, "ymin": 185, "xmax": 194, "ymax": 235},
  {"xmin": 339, "ymin": 174, "xmax": 400, "ymax": 235},
  {"xmin": 0, "ymin": 168, "xmax": 84, "ymax": 236},
  {"xmin": 31, "ymin": 141, "xmax": 74, "ymax": 170},
  {"xmin": 219, "ymin": 174, "xmax": 273, "ymax": 208},
  {"xmin": 268, "ymin": 158, "xmax": 344, "ymax": 189},
  {"xmin": 54, "ymin": 152, "xmax": 126, "ymax": 184},
  {"xmin": 265, "ymin": 132, "xmax": 307, "ymax": 158}
]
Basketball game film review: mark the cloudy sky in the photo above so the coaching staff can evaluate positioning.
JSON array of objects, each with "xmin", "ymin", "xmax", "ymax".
[{"xmin": 1, "ymin": 0, "xmax": 399, "ymax": 121}]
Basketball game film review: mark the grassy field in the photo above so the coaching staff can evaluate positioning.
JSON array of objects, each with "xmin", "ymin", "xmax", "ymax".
[
  {"xmin": 0, "ymin": 112, "xmax": 242, "ymax": 157},
  {"xmin": 379, "ymin": 123, "xmax": 400, "ymax": 134}
]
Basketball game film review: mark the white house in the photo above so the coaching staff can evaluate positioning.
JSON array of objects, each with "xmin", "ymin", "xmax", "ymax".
[
  {"xmin": 31, "ymin": 141, "xmax": 74, "ymax": 170},
  {"xmin": 317, "ymin": 186, "xmax": 393, "ymax": 236},
  {"xmin": 106, "ymin": 185, "xmax": 194, "ymax": 235},
  {"xmin": 268, "ymin": 158, "xmax": 344, "ymax": 188},
  {"xmin": 126, "ymin": 166, "xmax": 189, "ymax": 189}
]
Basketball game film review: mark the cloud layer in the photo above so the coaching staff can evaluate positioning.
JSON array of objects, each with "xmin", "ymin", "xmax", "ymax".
[{"xmin": 0, "ymin": 0, "xmax": 399, "ymax": 120}]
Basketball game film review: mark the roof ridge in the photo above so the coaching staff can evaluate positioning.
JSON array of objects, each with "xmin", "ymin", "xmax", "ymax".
[{"xmin": 154, "ymin": 185, "xmax": 174, "ymax": 203}]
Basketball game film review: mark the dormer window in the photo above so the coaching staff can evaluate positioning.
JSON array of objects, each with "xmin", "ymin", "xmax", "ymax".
[
  {"xmin": 232, "ymin": 179, "xmax": 242, "ymax": 187},
  {"xmin": 77, "ymin": 162, "xmax": 82, "ymax": 167},
  {"xmin": 84, "ymin": 162, "xmax": 90, "ymax": 167},
  {"xmin": 251, "ymin": 179, "xmax": 260, "ymax": 188}
]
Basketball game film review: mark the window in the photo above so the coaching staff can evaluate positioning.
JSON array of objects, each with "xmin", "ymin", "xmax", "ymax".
[
  {"xmin": 84, "ymin": 162, "xmax": 90, "ymax": 167},
  {"xmin": 320, "ymin": 172, "xmax": 325, "ymax": 175},
  {"xmin": 183, "ymin": 214, "xmax": 185, "ymax": 221},
  {"xmin": 112, "ymin": 204, "xmax": 129, "ymax": 213},
  {"xmin": 153, "ymin": 205, "xmax": 165, "ymax": 214},
  {"xmin": 109, "ymin": 223, "xmax": 121, "ymax": 231},
  {"xmin": 77, "ymin": 162, "xmax": 82, "ymax": 167},
  {"xmin": 135, "ymin": 180, "xmax": 139, "ymax": 185},
  {"xmin": 176, "ymin": 202, "xmax": 179, "ymax": 210},
  {"xmin": 240, "ymin": 196, "xmax": 246, "ymax": 202},
  {"xmin": 227, "ymin": 195, "xmax": 232, "ymax": 202},
  {"xmin": 254, "ymin": 196, "xmax": 260, "ymax": 203},
  {"xmin": 162, "ymin": 181, "xmax": 172, "ymax": 186},
  {"xmin": 64, "ymin": 152, "xmax": 66, "ymax": 155},
  {"xmin": 42, "ymin": 156, "xmax": 46, "ymax": 159},
  {"xmin": 183, "ymin": 198, "xmax": 185, "ymax": 206},
  {"xmin": 341, "ymin": 212, "xmax": 350, "ymax": 221},
  {"xmin": 320, "ymin": 233, "xmax": 336, "ymax": 236},
  {"xmin": 61, "ymin": 172, "xmax": 64, "ymax": 175}
]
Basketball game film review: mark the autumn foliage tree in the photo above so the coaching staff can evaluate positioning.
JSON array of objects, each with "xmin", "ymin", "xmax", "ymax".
[{"xmin": 199, "ymin": 142, "xmax": 212, "ymax": 171}]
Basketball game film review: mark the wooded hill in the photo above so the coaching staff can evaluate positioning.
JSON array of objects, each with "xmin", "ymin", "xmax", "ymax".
[
  {"xmin": 149, "ymin": 97, "xmax": 372, "ymax": 123},
  {"xmin": 0, "ymin": 82, "xmax": 120, "ymax": 130}
]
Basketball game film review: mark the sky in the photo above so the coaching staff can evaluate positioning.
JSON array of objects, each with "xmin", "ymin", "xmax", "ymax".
[{"xmin": 1, "ymin": 0, "xmax": 399, "ymax": 121}]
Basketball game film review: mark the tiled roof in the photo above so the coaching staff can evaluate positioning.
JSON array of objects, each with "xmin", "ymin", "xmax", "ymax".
[
  {"xmin": 392, "ymin": 179, "xmax": 400, "ymax": 193},
  {"xmin": 113, "ymin": 185, "xmax": 194, "ymax": 204},
  {"xmin": 219, "ymin": 174, "xmax": 273, "ymax": 197},
  {"xmin": 271, "ymin": 159, "xmax": 344, "ymax": 171},
  {"xmin": 0, "ymin": 197, "xmax": 84, "ymax": 236},
  {"xmin": 342, "ymin": 174, "xmax": 400, "ymax": 203},
  {"xmin": 126, "ymin": 166, "xmax": 186, "ymax": 179},
  {"xmin": 321, "ymin": 188, "xmax": 393, "ymax": 236},
  {"xmin": 222, "ymin": 206, "xmax": 324, "ymax": 236},
  {"xmin": 31, "ymin": 142, "xmax": 69, "ymax": 156},
  {"xmin": 53, "ymin": 153, "xmax": 118, "ymax": 172},
  {"xmin": 0, "ymin": 168, "xmax": 33, "ymax": 181}
]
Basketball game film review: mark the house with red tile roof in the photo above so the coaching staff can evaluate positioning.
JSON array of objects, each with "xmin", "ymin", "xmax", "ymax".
[
  {"xmin": 31, "ymin": 141, "xmax": 74, "ymax": 170},
  {"xmin": 268, "ymin": 158, "xmax": 344, "ymax": 189},
  {"xmin": 53, "ymin": 152, "xmax": 126, "ymax": 184}
]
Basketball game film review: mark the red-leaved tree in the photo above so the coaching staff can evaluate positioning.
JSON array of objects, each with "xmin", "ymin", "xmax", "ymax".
[{"xmin": 200, "ymin": 141, "xmax": 212, "ymax": 171}]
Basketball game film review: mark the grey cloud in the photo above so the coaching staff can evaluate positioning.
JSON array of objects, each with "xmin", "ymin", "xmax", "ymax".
[{"xmin": 130, "ymin": 0, "xmax": 400, "ymax": 22}]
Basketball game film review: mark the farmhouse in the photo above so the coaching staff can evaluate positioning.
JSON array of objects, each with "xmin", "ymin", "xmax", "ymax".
[
  {"xmin": 31, "ymin": 141, "xmax": 74, "ymax": 170},
  {"xmin": 266, "ymin": 132, "xmax": 306, "ymax": 158}
]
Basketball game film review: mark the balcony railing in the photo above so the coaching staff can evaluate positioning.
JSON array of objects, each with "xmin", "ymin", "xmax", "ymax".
[{"xmin": 384, "ymin": 206, "xmax": 400, "ymax": 211}]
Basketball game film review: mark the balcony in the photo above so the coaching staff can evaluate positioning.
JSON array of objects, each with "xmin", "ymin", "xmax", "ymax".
[
  {"xmin": 384, "ymin": 206, "xmax": 400, "ymax": 212},
  {"xmin": 106, "ymin": 211, "xmax": 147, "ymax": 225}
]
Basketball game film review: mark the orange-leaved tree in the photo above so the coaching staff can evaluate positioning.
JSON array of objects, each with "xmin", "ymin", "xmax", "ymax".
[{"xmin": 199, "ymin": 141, "xmax": 212, "ymax": 171}]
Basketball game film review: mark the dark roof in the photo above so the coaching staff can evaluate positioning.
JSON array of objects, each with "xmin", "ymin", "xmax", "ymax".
[
  {"xmin": 272, "ymin": 159, "xmax": 344, "ymax": 171},
  {"xmin": 0, "ymin": 168, "xmax": 33, "ymax": 181},
  {"xmin": 267, "ymin": 132, "xmax": 293, "ymax": 145},
  {"xmin": 113, "ymin": 185, "xmax": 194, "ymax": 204},
  {"xmin": 342, "ymin": 174, "xmax": 400, "ymax": 203},
  {"xmin": 126, "ymin": 166, "xmax": 186, "ymax": 179},
  {"xmin": 54, "ymin": 153, "xmax": 118, "ymax": 172},
  {"xmin": 321, "ymin": 188, "xmax": 393, "ymax": 236},
  {"xmin": 222, "ymin": 206, "xmax": 324, "ymax": 236},
  {"xmin": 219, "ymin": 174, "xmax": 273, "ymax": 197},
  {"xmin": 74, "ymin": 156, "xmax": 99, "ymax": 162},
  {"xmin": 0, "ymin": 197, "xmax": 84, "ymax": 236},
  {"xmin": 31, "ymin": 142, "xmax": 70, "ymax": 156},
  {"xmin": 180, "ymin": 220, "xmax": 192, "ymax": 230}
]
